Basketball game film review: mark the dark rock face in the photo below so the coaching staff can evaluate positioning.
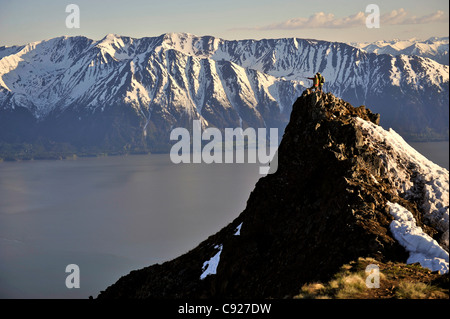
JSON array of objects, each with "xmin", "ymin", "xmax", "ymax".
[{"xmin": 97, "ymin": 91, "xmax": 429, "ymax": 299}]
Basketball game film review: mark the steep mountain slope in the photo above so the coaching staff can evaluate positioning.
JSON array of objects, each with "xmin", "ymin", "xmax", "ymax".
[
  {"xmin": 0, "ymin": 33, "xmax": 448, "ymax": 159},
  {"xmin": 97, "ymin": 91, "xmax": 448, "ymax": 299}
]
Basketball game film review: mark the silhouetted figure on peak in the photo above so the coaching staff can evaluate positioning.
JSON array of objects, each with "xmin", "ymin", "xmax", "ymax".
[{"xmin": 307, "ymin": 72, "xmax": 325, "ymax": 92}]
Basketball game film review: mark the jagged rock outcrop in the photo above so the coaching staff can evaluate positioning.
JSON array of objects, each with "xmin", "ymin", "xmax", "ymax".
[{"xmin": 97, "ymin": 91, "xmax": 448, "ymax": 299}]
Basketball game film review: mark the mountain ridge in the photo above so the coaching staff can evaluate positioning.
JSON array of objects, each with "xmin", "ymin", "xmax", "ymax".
[
  {"xmin": 0, "ymin": 33, "xmax": 448, "ymax": 160},
  {"xmin": 96, "ymin": 90, "xmax": 448, "ymax": 299},
  {"xmin": 349, "ymin": 36, "xmax": 449, "ymax": 65}
]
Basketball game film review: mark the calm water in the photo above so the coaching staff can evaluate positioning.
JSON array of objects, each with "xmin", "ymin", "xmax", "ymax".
[
  {"xmin": 0, "ymin": 141, "xmax": 448, "ymax": 298},
  {"xmin": 0, "ymin": 154, "xmax": 262, "ymax": 298},
  {"xmin": 409, "ymin": 141, "xmax": 449, "ymax": 170}
]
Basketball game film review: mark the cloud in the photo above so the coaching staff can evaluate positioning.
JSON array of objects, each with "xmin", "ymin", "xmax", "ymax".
[
  {"xmin": 243, "ymin": 9, "xmax": 447, "ymax": 31},
  {"xmin": 258, "ymin": 12, "xmax": 366, "ymax": 30},
  {"xmin": 382, "ymin": 9, "xmax": 446, "ymax": 25}
]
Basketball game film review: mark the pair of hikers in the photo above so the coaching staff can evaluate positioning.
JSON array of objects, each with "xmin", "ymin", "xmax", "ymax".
[{"xmin": 307, "ymin": 72, "xmax": 325, "ymax": 92}]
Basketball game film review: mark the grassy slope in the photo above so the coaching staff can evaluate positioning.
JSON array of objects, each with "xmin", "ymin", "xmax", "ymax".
[{"xmin": 294, "ymin": 257, "xmax": 449, "ymax": 299}]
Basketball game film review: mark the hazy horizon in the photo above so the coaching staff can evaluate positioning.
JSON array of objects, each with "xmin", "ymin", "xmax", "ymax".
[
  {"xmin": 0, "ymin": 0, "xmax": 448, "ymax": 46},
  {"xmin": 2, "ymin": 31, "xmax": 449, "ymax": 48}
]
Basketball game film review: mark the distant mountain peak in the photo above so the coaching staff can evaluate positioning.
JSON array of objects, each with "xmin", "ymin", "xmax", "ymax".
[{"xmin": 349, "ymin": 36, "xmax": 449, "ymax": 65}]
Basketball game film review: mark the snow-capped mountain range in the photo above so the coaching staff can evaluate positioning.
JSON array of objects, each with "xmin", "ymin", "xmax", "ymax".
[
  {"xmin": 349, "ymin": 37, "xmax": 449, "ymax": 65},
  {"xmin": 0, "ymin": 33, "xmax": 448, "ymax": 155}
]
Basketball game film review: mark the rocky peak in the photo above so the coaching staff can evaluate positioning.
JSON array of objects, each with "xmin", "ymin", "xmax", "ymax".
[{"xmin": 97, "ymin": 90, "xmax": 448, "ymax": 299}]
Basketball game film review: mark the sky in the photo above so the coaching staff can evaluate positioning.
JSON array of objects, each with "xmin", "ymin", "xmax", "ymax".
[{"xmin": 0, "ymin": 0, "xmax": 448, "ymax": 46}]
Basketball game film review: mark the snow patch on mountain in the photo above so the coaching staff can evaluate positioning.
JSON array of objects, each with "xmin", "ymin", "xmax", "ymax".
[
  {"xmin": 355, "ymin": 117, "xmax": 449, "ymax": 251},
  {"xmin": 200, "ymin": 244, "xmax": 223, "ymax": 280},
  {"xmin": 388, "ymin": 201, "xmax": 449, "ymax": 274},
  {"xmin": 234, "ymin": 223, "xmax": 243, "ymax": 236}
]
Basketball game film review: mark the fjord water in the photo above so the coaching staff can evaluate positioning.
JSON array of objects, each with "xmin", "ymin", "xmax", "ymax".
[
  {"xmin": 0, "ymin": 142, "xmax": 448, "ymax": 298},
  {"xmin": 0, "ymin": 154, "xmax": 262, "ymax": 298},
  {"xmin": 409, "ymin": 141, "xmax": 449, "ymax": 170}
]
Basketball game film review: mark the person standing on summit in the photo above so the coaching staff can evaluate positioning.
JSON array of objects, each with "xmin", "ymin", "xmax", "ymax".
[
  {"xmin": 307, "ymin": 72, "xmax": 325, "ymax": 92},
  {"xmin": 307, "ymin": 73, "xmax": 319, "ymax": 92},
  {"xmin": 317, "ymin": 72, "xmax": 325, "ymax": 92}
]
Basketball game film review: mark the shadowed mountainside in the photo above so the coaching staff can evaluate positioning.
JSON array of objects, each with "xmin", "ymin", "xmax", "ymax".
[{"xmin": 97, "ymin": 90, "xmax": 448, "ymax": 299}]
